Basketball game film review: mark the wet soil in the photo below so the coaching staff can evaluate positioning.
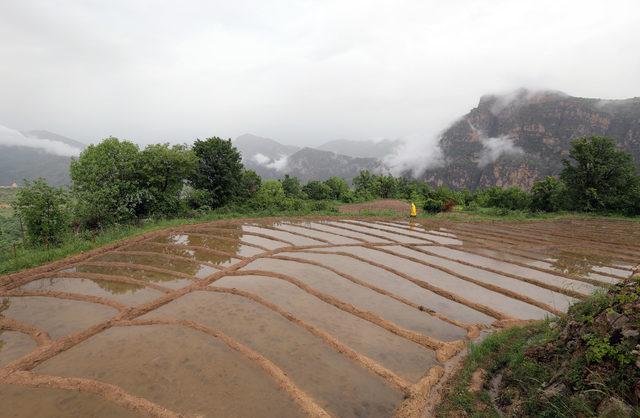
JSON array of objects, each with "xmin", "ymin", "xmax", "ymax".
[{"xmin": 0, "ymin": 217, "xmax": 632, "ymax": 418}]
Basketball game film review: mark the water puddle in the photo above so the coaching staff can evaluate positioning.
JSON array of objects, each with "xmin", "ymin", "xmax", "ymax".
[
  {"xmin": 373, "ymin": 221, "xmax": 463, "ymax": 245},
  {"xmin": 91, "ymin": 252, "xmax": 216, "ymax": 279},
  {"xmin": 0, "ymin": 384, "xmax": 141, "ymax": 418},
  {"xmin": 126, "ymin": 242, "xmax": 240, "ymax": 267},
  {"xmin": 65, "ymin": 265, "xmax": 192, "ymax": 290},
  {"xmin": 390, "ymin": 246, "xmax": 579, "ymax": 312},
  {"xmin": 214, "ymin": 274, "xmax": 438, "ymax": 382},
  {"xmin": 326, "ymin": 221, "xmax": 427, "ymax": 244},
  {"xmin": 243, "ymin": 225, "xmax": 324, "ymax": 246},
  {"xmin": 152, "ymin": 233, "xmax": 261, "ymax": 257},
  {"xmin": 247, "ymin": 257, "xmax": 467, "ymax": 341},
  {"xmin": 283, "ymin": 251, "xmax": 494, "ymax": 325},
  {"xmin": 277, "ymin": 223, "xmax": 362, "ymax": 244},
  {"xmin": 19, "ymin": 277, "xmax": 163, "ymax": 306},
  {"xmin": 35, "ymin": 324, "xmax": 305, "ymax": 418},
  {"xmin": 0, "ymin": 330, "xmax": 37, "ymax": 367},
  {"xmin": 142, "ymin": 291, "xmax": 403, "ymax": 418},
  {"xmin": 0, "ymin": 296, "xmax": 117, "ymax": 339},
  {"xmin": 315, "ymin": 246, "xmax": 552, "ymax": 320}
]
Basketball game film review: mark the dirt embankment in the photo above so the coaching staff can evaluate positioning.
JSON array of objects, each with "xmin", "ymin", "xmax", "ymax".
[{"xmin": 338, "ymin": 199, "xmax": 413, "ymax": 215}]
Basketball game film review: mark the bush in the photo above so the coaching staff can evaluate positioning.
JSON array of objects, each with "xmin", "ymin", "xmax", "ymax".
[
  {"xmin": 281, "ymin": 175, "xmax": 302, "ymax": 198},
  {"xmin": 237, "ymin": 169, "xmax": 261, "ymax": 201},
  {"xmin": 250, "ymin": 180, "xmax": 286, "ymax": 210},
  {"xmin": 423, "ymin": 198, "xmax": 445, "ymax": 213},
  {"xmin": 474, "ymin": 186, "xmax": 531, "ymax": 210},
  {"xmin": 324, "ymin": 177, "xmax": 351, "ymax": 201},
  {"xmin": 530, "ymin": 176, "xmax": 568, "ymax": 212},
  {"xmin": 302, "ymin": 181, "xmax": 333, "ymax": 200},
  {"xmin": 13, "ymin": 179, "xmax": 70, "ymax": 246}
]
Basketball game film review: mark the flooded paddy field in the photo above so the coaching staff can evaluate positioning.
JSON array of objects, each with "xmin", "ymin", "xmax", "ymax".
[{"xmin": 0, "ymin": 217, "xmax": 637, "ymax": 417}]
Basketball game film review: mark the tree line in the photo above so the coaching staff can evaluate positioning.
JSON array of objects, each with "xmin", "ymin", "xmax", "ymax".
[{"xmin": 6, "ymin": 135, "xmax": 640, "ymax": 250}]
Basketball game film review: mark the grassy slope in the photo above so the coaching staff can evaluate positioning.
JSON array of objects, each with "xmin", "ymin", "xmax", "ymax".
[{"xmin": 437, "ymin": 277, "xmax": 640, "ymax": 417}]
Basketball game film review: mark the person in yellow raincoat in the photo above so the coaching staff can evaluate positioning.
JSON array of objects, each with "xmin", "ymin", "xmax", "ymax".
[{"xmin": 410, "ymin": 202, "xmax": 417, "ymax": 217}]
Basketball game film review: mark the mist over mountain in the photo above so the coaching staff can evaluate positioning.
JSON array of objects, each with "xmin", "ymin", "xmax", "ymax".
[
  {"xmin": 316, "ymin": 139, "xmax": 401, "ymax": 159},
  {"xmin": 0, "ymin": 127, "xmax": 84, "ymax": 186},
  {"xmin": 419, "ymin": 89, "xmax": 640, "ymax": 189}
]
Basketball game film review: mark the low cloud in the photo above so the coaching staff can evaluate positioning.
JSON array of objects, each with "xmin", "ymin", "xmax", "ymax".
[
  {"xmin": 383, "ymin": 133, "xmax": 445, "ymax": 177},
  {"xmin": 266, "ymin": 155, "xmax": 289, "ymax": 171},
  {"xmin": 250, "ymin": 153, "xmax": 271, "ymax": 165},
  {"xmin": 0, "ymin": 124, "xmax": 82, "ymax": 157},
  {"xmin": 477, "ymin": 135, "xmax": 524, "ymax": 167}
]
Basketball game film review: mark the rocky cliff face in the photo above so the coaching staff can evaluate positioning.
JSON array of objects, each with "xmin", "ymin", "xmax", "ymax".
[{"xmin": 422, "ymin": 89, "xmax": 640, "ymax": 189}]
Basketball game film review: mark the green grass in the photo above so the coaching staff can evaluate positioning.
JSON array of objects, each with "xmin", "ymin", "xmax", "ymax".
[
  {"xmin": 419, "ymin": 206, "xmax": 640, "ymax": 222},
  {"xmin": 437, "ymin": 323, "xmax": 552, "ymax": 417}
]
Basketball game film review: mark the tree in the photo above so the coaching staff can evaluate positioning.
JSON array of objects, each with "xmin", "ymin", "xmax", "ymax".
[
  {"xmin": 13, "ymin": 179, "xmax": 70, "ymax": 246},
  {"xmin": 323, "ymin": 176, "xmax": 350, "ymax": 201},
  {"xmin": 530, "ymin": 176, "xmax": 568, "ymax": 212},
  {"xmin": 70, "ymin": 137, "xmax": 142, "ymax": 227},
  {"xmin": 302, "ymin": 180, "xmax": 333, "ymax": 200},
  {"xmin": 353, "ymin": 170, "xmax": 377, "ymax": 198},
  {"xmin": 281, "ymin": 174, "xmax": 302, "ymax": 198},
  {"xmin": 251, "ymin": 180, "xmax": 286, "ymax": 210},
  {"xmin": 375, "ymin": 175, "xmax": 398, "ymax": 198},
  {"xmin": 561, "ymin": 136, "xmax": 640, "ymax": 213},
  {"xmin": 190, "ymin": 137, "xmax": 244, "ymax": 208},
  {"xmin": 237, "ymin": 169, "xmax": 262, "ymax": 200},
  {"xmin": 137, "ymin": 143, "xmax": 196, "ymax": 216}
]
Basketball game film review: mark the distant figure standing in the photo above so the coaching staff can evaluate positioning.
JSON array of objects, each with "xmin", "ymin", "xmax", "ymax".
[{"xmin": 410, "ymin": 202, "xmax": 417, "ymax": 217}]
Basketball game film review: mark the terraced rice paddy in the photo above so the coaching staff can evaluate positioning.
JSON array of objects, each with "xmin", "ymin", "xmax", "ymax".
[{"xmin": 0, "ymin": 218, "xmax": 637, "ymax": 417}]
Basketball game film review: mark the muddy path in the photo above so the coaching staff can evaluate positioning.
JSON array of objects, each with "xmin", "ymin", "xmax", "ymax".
[{"xmin": 0, "ymin": 217, "xmax": 635, "ymax": 417}]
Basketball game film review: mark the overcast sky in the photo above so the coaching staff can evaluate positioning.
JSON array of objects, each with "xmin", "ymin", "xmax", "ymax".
[{"xmin": 1, "ymin": 0, "xmax": 639, "ymax": 146}]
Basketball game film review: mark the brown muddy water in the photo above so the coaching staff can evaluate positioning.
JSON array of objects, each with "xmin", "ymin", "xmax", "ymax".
[{"xmin": 0, "ymin": 218, "xmax": 634, "ymax": 417}]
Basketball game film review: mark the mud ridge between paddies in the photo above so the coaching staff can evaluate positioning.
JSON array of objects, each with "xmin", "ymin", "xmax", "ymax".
[{"xmin": 1, "ymin": 217, "xmax": 637, "ymax": 418}]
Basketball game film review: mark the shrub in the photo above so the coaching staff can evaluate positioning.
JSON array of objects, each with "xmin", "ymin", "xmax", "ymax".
[
  {"xmin": 474, "ymin": 186, "xmax": 531, "ymax": 210},
  {"xmin": 13, "ymin": 179, "xmax": 70, "ymax": 246},
  {"xmin": 423, "ymin": 198, "xmax": 445, "ymax": 213},
  {"xmin": 250, "ymin": 180, "xmax": 286, "ymax": 210},
  {"xmin": 324, "ymin": 177, "xmax": 350, "ymax": 201},
  {"xmin": 530, "ymin": 176, "xmax": 568, "ymax": 212},
  {"xmin": 237, "ymin": 169, "xmax": 262, "ymax": 201},
  {"xmin": 302, "ymin": 181, "xmax": 333, "ymax": 200},
  {"xmin": 280, "ymin": 174, "xmax": 302, "ymax": 198}
]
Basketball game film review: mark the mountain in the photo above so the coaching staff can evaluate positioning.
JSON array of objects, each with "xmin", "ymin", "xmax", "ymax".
[
  {"xmin": 282, "ymin": 147, "xmax": 385, "ymax": 182},
  {"xmin": 422, "ymin": 89, "xmax": 640, "ymax": 189},
  {"xmin": 0, "ymin": 129, "xmax": 84, "ymax": 186},
  {"xmin": 317, "ymin": 138, "xmax": 401, "ymax": 159}
]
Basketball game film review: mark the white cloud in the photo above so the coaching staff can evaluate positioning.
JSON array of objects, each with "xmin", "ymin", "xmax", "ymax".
[
  {"xmin": 478, "ymin": 136, "xmax": 524, "ymax": 168},
  {"xmin": 0, "ymin": 1, "xmax": 638, "ymax": 145},
  {"xmin": 267, "ymin": 155, "xmax": 289, "ymax": 172},
  {"xmin": 383, "ymin": 134, "xmax": 444, "ymax": 177},
  {"xmin": 251, "ymin": 153, "xmax": 270, "ymax": 165},
  {"xmin": 0, "ymin": 124, "xmax": 82, "ymax": 157}
]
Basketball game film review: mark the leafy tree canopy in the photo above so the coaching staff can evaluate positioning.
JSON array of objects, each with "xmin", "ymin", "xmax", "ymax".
[{"xmin": 190, "ymin": 137, "xmax": 243, "ymax": 208}]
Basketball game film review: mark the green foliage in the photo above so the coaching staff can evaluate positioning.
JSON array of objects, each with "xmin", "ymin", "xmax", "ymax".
[
  {"xmin": 13, "ymin": 179, "xmax": 70, "ymax": 246},
  {"xmin": 70, "ymin": 137, "xmax": 143, "ymax": 227},
  {"xmin": 237, "ymin": 169, "xmax": 262, "ymax": 200},
  {"xmin": 137, "ymin": 143, "xmax": 197, "ymax": 217},
  {"xmin": 190, "ymin": 137, "xmax": 244, "ymax": 208},
  {"xmin": 374, "ymin": 175, "xmax": 398, "ymax": 198},
  {"xmin": 250, "ymin": 180, "xmax": 286, "ymax": 210},
  {"xmin": 302, "ymin": 180, "xmax": 333, "ymax": 200},
  {"xmin": 353, "ymin": 170, "xmax": 376, "ymax": 198},
  {"xmin": 323, "ymin": 176, "xmax": 351, "ymax": 201},
  {"xmin": 530, "ymin": 176, "xmax": 568, "ymax": 212},
  {"xmin": 561, "ymin": 136, "xmax": 640, "ymax": 214},
  {"xmin": 280, "ymin": 174, "xmax": 302, "ymax": 198},
  {"xmin": 474, "ymin": 186, "xmax": 531, "ymax": 210}
]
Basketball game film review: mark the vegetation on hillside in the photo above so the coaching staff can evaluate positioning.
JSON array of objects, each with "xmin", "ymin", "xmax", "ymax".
[{"xmin": 437, "ymin": 274, "xmax": 640, "ymax": 417}]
